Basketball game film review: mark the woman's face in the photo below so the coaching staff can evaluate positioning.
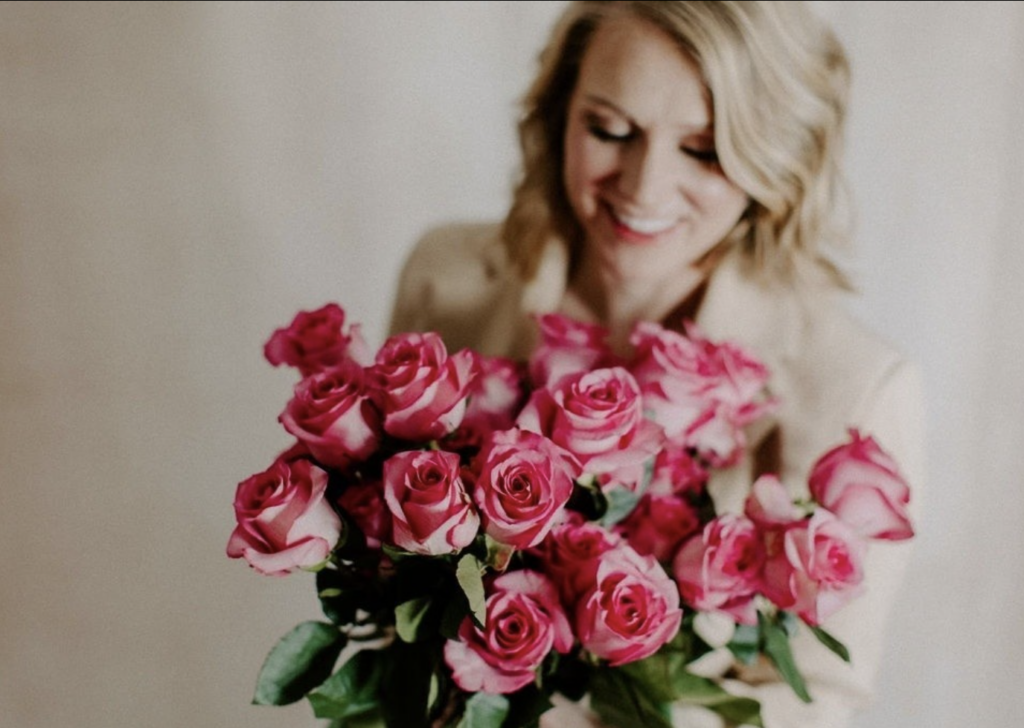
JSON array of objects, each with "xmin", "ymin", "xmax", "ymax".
[{"xmin": 563, "ymin": 16, "xmax": 748, "ymax": 284}]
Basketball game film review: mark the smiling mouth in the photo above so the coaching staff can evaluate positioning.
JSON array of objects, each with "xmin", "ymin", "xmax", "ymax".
[{"xmin": 606, "ymin": 205, "xmax": 679, "ymax": 239}]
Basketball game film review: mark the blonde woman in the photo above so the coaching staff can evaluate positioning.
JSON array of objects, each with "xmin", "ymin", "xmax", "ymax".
[{"xmin": 390, "ymin": 2, "xmax": 924, "ymax": 726}]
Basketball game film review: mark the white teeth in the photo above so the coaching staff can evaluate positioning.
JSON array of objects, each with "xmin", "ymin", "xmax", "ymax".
[{"xmin": 614, "ymin": 211, "xmax": 677, "ymax": 235}]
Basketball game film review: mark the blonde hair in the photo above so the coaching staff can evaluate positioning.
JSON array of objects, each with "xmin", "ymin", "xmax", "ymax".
[{"xmin": 501, "ymin": 0, "xmax": 853, "ymax": 288}]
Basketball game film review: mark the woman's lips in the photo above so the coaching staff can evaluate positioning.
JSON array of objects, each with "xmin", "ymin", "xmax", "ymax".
[{"xmin": 605, "ymin": 203, "xmax": 679, "ymax": 243}]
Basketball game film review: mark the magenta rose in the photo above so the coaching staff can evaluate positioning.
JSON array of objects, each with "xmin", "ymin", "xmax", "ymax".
[
  {"xmin": 370, "ymin": 332, "xmax": 478, "ymax": 442},
  {"xmin": 744, "ymin": 474, "xmax": 805, "ymax": 529},
  {"xmin": 279, "ymin": 360, "xmax": 383, "ymax": 470},
  {"xmin": 528, "ymin": 313, "xmax": 619, "ymax": 389},
  {"xmin": 614, "ymin": 494, "xmax": 701, "ymax": 563},
  {"xmin": 647, "ymin": 442, "xmax": 708, "ymax": 497},
  {"xmin": 472, "ymin": 429, "xmax": 581, "ymax": 549},
  {"xmin": 761, "ymin": 509, "xmax": 866, "ymax": 625},
  {"xmin": 672, "ymin": 514, "xmax": 765, "ymax": 625},
  {"xmin": 451, "ymin": 355, "xmax": 528, "ymax": 449},
  {"xmin": 575, "ymin": 543, "xmax": 683, "ymax": 666},
  {"xmin": 264, "ymin": 303, "xmax": 371, "ymax": 376},
  {"xmin": 629, "ymin": 321, "xmax": 774, "ymax": 466},
  {"xmin": 444, "ymin": 570, "xmax": 573, "ymax": 694},
  {"xmin": 337, "ymin": 480, "xmax": 391, "ymax": 550},
  {"xmin": 226, "ymin": 455, "xmax": 342, "ymax": 576},
  {"xmin": 531, "ymin": 517, "xmax": 624, "ymax": 606},
  {"xmin": 809, "ymin": 429, "xmax": 914, "ymax": 541},
  {"xmin": 516, "ymin": 366, "xmax": 665, "ymax": 476},
  {"xmin": 382, "ymin": 450, "xmax": 479, "ymax": 555}
]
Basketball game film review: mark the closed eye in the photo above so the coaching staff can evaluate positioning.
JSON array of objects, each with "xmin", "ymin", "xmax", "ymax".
[
  {"xmin": 588, "ymin": 123, "xmax": 634, "ymax": 143},
  {"xmin": 682, "ymin": 147, "xmax": 719, "ymax": 164}
]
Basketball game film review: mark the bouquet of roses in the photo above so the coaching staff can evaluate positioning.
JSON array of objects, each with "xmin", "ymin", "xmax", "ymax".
[{"xmin": 227, "ymin": 302, "xmax": 915, "ymax": 728}]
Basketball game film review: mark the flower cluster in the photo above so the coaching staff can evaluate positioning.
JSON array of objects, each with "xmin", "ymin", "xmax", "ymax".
[{"xmin": 227, "ymin": 303, "xmax": 914, "ymax": 728}]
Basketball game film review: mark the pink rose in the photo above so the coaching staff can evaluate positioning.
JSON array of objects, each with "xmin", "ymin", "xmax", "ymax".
[
  {"xmin": 629, "ymin": 321, "xmax": 774, "ymax": 466},
  {"xmin": 809, "ymin": 429, "xmax": 914, "ymax": 541},
  {"xmin": 576, "ymin": 544, "xmax": 683, "ymax": 666},
  {"xmin": 672, "ymin": 514, "xmax": 765, "ymax": 625},
  {"xmin": 279, "ymin": 360, "xmax": 383, "ymax": 470},
  {"xmin": 761, "ymin": 509, "xmax": 866, "ymax": 626},
  {"xmin": 615, "ymin": 494, "xmax": 701, "ymax": 563},
  {"xmin": 227, "ymin": 455, "xmax": 342, "ymax": 576},
  {"xmin": 444, "ymin": 570, "xmax": 573, "ymax": 694},
  {"xmin": 531, "ymin": 517, "xmax": 623, "ymax": 606},
  {"xmin": 528, "ymin": 313, "xmax": 618, "ymax": 389},
  {"xmin": 264, "ymin": 303, "xmax": 371, "ymax": 376},
  {"xmin": 371, "ymin": 332, "xmax": 478, "ymax": 442},
  {"xmin": 744, "ymin": 474, "xmax": 804, "ymax": 529},
  {"xmin": 472, "ymin": 429, "xmax": 581, "ymax": 549},
  {"xmin": 382, "ymin": 450, "xmax": 479, "ymax": 555},
  {"xmin": 647, "ymin": 442, "xmax": 708, "ymax": 497},
  {"xmin": 516, "ymin": 367, "xmax": 665, "ymax": 476},
  {"xmin": 336, "ymin": 480, "xmax": 391, "ymax": 550},
  {"xmin": 451, "ymin": 355, "xmax": 528, "ymax": 450}
]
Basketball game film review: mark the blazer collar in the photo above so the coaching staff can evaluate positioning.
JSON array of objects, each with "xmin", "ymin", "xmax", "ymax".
[{"xmin": 519, "ymin": 240, "xmax": 800, "ymax": 371}]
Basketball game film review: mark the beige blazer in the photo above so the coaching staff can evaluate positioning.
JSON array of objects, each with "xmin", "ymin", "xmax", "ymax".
[{"xmin": 390, "ymin": 222, "xmax": 925, "ymax": 728}]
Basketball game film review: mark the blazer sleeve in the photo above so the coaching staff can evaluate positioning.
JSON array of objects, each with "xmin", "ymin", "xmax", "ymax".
[{"xmin": 714, "ymin": 357, "xmax": 926, "ymax": 728}]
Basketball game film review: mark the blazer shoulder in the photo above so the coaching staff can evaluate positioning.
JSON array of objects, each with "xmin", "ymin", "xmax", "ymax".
[{"xmin": 388, "ymin": 221, "xmax": 511, "ymax": 340}]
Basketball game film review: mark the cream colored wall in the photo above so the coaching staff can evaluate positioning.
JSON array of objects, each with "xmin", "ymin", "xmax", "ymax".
[{"xmin": 2, "ymin": 2, "xmax": 1021, "ymax": 727}]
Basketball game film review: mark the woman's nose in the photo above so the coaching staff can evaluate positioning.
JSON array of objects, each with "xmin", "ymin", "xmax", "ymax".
[{"xmin": 617, "ymin": 141, "xmax": 676, "ymax": 209}]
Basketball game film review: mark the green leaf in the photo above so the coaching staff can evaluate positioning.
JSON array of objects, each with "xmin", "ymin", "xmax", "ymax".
[
  {"xmin": 599, "ymin": 486, "xmax": 641, "ymax": 527},
  {"xmin": 809, "ymin": 625, "xmax": 851, "ymax": 663},
  {"xmin": 253, "ymin": 621, "xmax": 347, "ymax": 706},
  {"xmin": 589, "ymin": 666, "xmax": 673, "ymax": 728},
  {"xmin": 395, "ymin": 596, "xmax": 433, "ymax": 643},
  {"xmin": 456, "ymin": 553, "xmax": 487, "ymax": 628},
  {"xmin": 379, "ymin": 638, "xmax": 440, "ymax": 727},
  {"xmin": 618, "ymin": 653, "xmax": 682, "ymax": 703},
  {"xmin": 759, "ymin": 612, "xmax": 812, "ymax": 703},
  {"xmin": 456, "ymin": 692, "xmax": 509, "ymax": 727},
  {"xmin": 485, "ymin": 534, "xmax": 516, "ymax": 572},
  {"xmin": 668, "ymin": 671, "xmax": 763, "ymax": 726},
  {"xmin": 307, "ymin": 650, "xmax": 383, "ymax": 719},
  {"xmin": 727, "ymin": 623, "xmax": 761, "ymax": 665}
]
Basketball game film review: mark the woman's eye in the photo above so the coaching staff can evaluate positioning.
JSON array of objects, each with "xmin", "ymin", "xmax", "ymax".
[
  {"xmin": 588, "ymin": 123, "xmax": 633, "ymax": 143},
  {"xmin": 682, "ymin": 147, "xmax": 720, "ymax": 164}
]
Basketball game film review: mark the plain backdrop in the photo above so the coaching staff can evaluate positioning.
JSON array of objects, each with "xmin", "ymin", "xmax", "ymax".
[{"xmin": 2, "ymin": 2, "xmax": 1022, "ymax": 727}]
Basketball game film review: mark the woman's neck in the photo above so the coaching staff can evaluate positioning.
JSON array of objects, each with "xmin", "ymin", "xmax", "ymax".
[{"xmin": 561, "ymin": 256, "xmax": 710, "ymax": 354}]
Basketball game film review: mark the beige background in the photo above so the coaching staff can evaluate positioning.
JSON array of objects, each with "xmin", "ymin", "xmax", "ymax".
[{"xmin": 2, "ymin": 2, "xmax": 1022, "ymax": 727}]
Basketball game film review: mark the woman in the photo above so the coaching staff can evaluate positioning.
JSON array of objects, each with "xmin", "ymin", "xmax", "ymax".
[{"xmin": 390, "ymin": 2, "xmax": 924, "ymax": 726}]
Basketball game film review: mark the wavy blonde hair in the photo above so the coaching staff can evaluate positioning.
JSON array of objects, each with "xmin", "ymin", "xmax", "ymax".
[{"xmin": 501, "ymin": 0, "xmax": 853, "ymax": 288}]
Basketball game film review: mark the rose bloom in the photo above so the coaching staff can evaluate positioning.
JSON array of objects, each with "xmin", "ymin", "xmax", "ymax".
[
  {"xmin": 444, "ymin": 570, "xmax": 573, "ymax": 694},
  {"xmin": 629, "ymin": 321, "xmax": 774, "ymax": 466},
  {"xmin": 516, "ymin": 366, "xmax": 664, "ymax": 476},
  {"xmin": 382, "ymin": 450, "xmax": 479, "ymax": 556},
  {"xmin": 451, "ymin": 355, "xmax": 528, "ymax": 450},
  {"xmin": 336, "ymin": 479, "xmax": 391, "ymax": 550},
  {"xmin": 370, "ymin": 332, "xmax": 478, "ymax": 442},
  {"xmin": 576, "ymin": 543, "xmax": 683, "ymax": 666},
  {"xmin": 761, "ymin": 509, "xmax": 866, "ymax": 626},
  {"xmin": 672, "ymin": 514, "xmax": 765, "ymax": 625},
  {"xmin": 615, "ymin": 493, "xmax": 701, "ymax": 563},
  {"xmin": 531, "ymin": 517, "xmax": 623, "ymax": 606},
  {"xmin": 279, "ymin": 360, "xmax": 383, "ymax": 470},
  {"xmin": 227, "ymin": 455, "xmax": 342, "ymax": 576},
  {"xmin": 647, "ymin": 442, "xmax": 708, "ymax": 497},
  {"xmin": 809, "ymin": 429, "xmax": 914, "ymax": 541},
  {"xmin": 744, "ymin": 474, "xmax": 804, "ymax": 530},
  {"xmin": 472, "ymin": 429, "xmax": 581, "ymax": 549},
  {"xmin": 528, "ymin": 313, "xmax": 619, "ymax": 389},
  {"xmin": 264, "ymin": 302, "xmax": 371, "ymax": 376}
]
